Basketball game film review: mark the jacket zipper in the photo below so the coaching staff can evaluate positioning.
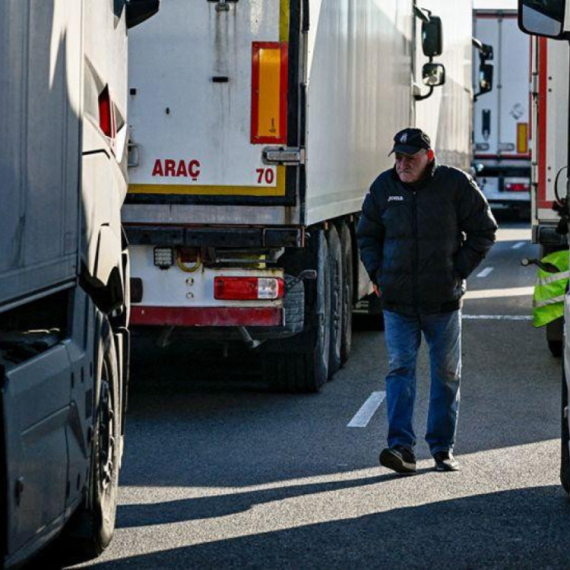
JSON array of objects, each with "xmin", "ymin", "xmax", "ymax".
[{"xmin": 411, "ymin": 189, "xmax": 418, "ymax": 308}]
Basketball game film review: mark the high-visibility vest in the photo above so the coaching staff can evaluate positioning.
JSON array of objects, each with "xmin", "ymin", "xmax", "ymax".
[{"xmin": 533, "ymin": 249, "xmax": 569, "ymax": 328}]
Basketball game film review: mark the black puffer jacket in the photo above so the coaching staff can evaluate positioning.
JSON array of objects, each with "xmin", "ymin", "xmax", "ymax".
[{"xmin": 356, "ymin": 163, "xmax": 497, "ymax": 314}]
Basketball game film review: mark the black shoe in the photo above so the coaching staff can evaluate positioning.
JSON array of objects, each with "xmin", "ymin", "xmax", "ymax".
[
  {"xmin": 379, "ymin": 445, "xmax": 417, "ymax": 474},
  {"xmin": 433, "ymin": 450, "xmax": 460, "ymax": 472}
]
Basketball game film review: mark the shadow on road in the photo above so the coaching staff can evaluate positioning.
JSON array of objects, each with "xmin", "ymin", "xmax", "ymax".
[
  {"xmin": 117, "ymin": 471, "xmax": 432, "ymax": 529},
  {"xmin": 92, "ymin": 486, "xmax": 569, "ymax": 568}
]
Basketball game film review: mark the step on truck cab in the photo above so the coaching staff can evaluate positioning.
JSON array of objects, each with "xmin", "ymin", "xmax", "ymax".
[
  {"xmin": 124, "ymin": 0, "xmax": 475, "ymax": 393},
  {"xmin": 0, "ymin": 1, "xmax": 158, "ymax": 567}
]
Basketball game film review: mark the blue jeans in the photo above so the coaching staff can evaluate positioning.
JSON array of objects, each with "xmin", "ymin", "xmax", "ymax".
[{"xmin": 383, "ymin": 309, "xmax": 461, "ymax": 455}]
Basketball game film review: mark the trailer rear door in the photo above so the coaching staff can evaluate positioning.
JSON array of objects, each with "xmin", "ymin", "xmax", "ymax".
[
  {"xmin": 127, "ymin": 0, "xmax": 299, "ymax": 207},
  {"xmin": 473, "ymin": 12, "xmax": 531, "ymax": 162},
  {"xmin": 534, "ymin": 38, "xmax": 569, "ymax": 226}
]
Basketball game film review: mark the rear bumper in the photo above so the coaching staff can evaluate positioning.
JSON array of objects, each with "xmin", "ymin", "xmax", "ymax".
[{"xmin": 131, "ymin": 306, "xmax": 283, "ymax": 327}]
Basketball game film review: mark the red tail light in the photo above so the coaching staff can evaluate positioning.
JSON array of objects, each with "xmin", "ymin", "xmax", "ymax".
[
  {"xmin": 505, "ymin": 182, "xmax": 529, "ymax": 192},
  {"xmin": 98, "ymin": 86, "xmax": 114, "ymax": 138},
  {"xmin": 214, "ymin": 277, "xmax": 285, "ymax": 300}
]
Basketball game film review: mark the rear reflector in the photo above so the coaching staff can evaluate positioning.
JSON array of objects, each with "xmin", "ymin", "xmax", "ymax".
[
  {"xmin": 251, "ymin": 42, "xmax": 288, "ymax": 144},
  {"xmin": 517, "ymin": 122, "xmax": 529, "ymax": 154},
  {"xmin": 214, "ymin": 277, "xmax": 284, "ymax": 300},
  {"xmin": 505, "ymin": 183, "xmax": 529, "ymax": 192}
]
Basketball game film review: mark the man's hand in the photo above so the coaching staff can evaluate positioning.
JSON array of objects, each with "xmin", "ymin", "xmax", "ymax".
[{"xmin": 373, "ymin": 284, "xmax": 381, "ymax": 297}]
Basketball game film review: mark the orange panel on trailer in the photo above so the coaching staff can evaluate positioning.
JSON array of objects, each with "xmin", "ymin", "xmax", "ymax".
[{"xmin": 251, "ymin": 42, "xmax": 288, "ymax": 144}]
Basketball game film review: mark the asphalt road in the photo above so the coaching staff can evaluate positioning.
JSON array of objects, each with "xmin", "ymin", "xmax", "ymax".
[{"xmin": 70, "ymin": 217, "xmax": 570, "ymax": 569}]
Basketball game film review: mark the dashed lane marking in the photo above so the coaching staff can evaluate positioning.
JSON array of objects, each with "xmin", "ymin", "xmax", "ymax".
[
  {"xmin": 464, "ymin": 286, "xmax": 534, "ymax": 299},
  {"xmin": 348, "ymin": 391, "xmax": 386, "ymax": 428},
  {"xmin": 512, "ymin": 241, "xmax": 526, "ymax": 249},
  {"xmin": 462, "ymin": 314, "xmax": 532, "ymax": 321},
  {"xmin": 476, "ymin": 267, "xmax": 494, "ymax": 278}
]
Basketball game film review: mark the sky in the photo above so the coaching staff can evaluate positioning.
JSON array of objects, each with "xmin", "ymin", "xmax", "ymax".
[{"xmin": 473, "ymin": 0, "xmax": 517, "ymax": 8}]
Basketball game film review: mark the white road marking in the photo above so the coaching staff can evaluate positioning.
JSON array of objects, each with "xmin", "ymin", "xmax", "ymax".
[
  {"xmin": 464, "ymin": 286, "xmax": 534, "ymax": 299},
  {"xmin": 348, "ymin": 391, "xmax": 386, "ymax": 428},
  {"xmin": 476, "ymin": 267, "xmax": 494, "ymax": 278},
  {"xmin": 462, "ymin": 314, "xmax": 533, "ymax": 321},
  {"xmin": 512, "ymin": 241, "xmax": 526, "ymax": 249}
]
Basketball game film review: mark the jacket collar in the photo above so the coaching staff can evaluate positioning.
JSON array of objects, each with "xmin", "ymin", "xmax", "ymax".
[{"xmin": 391, "ymin": 160, "xmax": 438, "ymax": 189}]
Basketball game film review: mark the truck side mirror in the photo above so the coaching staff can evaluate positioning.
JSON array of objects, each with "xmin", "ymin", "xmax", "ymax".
[
  {"xmin": 518, "ymin": 0, "xmax": 568, "ymax": 39},
  {"xmin": 126, "ymin": 0, "xmax": 160, "ymax": 29},
  {"xmin": 422, "ymin": 16, "xmax": 443, "ymax": 57},
  {"xmin": 478, "ymin": 63, "xmax": 494, "ymax": 95},
  {"xmin": 422, "ymin": 63, "xmax": 446, "ymax": 87}
]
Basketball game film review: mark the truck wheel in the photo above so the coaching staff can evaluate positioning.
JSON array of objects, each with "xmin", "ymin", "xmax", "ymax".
[
  {"xmin": 339, "ymin": 223, "xmax": 353, "ymax": 365},
  {"xmin": 59, "ymin": 316, "xmax": 121, "ymax": 562},
  {"xmin": 549, "ymin": 340, "xmax": 563, "ymax": 358},
  {"xmin": 264, "ymin": 230, "xmax": 330, "ymax": 392},
  {"xmin": 327, "ymin": 226, "xmax": 343, "ymax": 378},
  {"xmin": 561, "ymin": 364, "xmax": 570, "ymax": 496}
]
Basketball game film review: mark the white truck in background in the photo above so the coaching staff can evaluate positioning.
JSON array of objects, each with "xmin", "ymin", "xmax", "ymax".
[
  {"xmin": 0, "ymin": 1, "xmax": 158, "ymax": 567},
  {"xmin": 529, "ymin": 36, "xmax": 569, "ymax": 357},
  {"xmin": 473, "ymin": 9, "xmax": 532, "ymax": 217},
  {"xmin": 124, "ymin": 0, "xmax": 477, "ymax": 393}
]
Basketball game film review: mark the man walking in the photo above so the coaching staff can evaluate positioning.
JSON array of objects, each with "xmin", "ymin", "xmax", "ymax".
[{"xmin": 356, "ymin": 128, "xmax": 497, "ymax": 474}]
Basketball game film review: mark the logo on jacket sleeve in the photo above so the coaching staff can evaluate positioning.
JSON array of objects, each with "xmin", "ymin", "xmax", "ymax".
[{"xmin": 388, "ymin": 195, "xmax": 404, "ymax": 202}]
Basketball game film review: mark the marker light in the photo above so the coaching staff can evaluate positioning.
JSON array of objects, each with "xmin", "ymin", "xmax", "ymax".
[
  {"xmin": 214, "ymin": 277, "xmax": 285, "ymax": 300},
  {"xmin": 98, "ymin": 86, "xmax": 114, "ymax": 139},
  {"xmin": 153, "ymin": 247, "xmax": 174, "ymax": 269},
  {"xmin": 505, "ymin": 182, "xmax": 529, "ymax": 192}
]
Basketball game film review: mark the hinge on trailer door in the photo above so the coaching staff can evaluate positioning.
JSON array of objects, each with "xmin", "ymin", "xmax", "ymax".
[
  {"xmin": 262, "ymin": 147, "xmax": 306, "ymax": 166},
  {"xmin": 207, "ymin": 0, "xmax": 238, "ymax": 12},
  {"xmin": 531, "ymin": 73, "xmax": 539, "ymax": 97}
]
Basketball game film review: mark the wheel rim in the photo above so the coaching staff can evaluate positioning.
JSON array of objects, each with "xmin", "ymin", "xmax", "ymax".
[{"xmin": 98, "ymin": 359, "xmax": 116, "ymax": 496}]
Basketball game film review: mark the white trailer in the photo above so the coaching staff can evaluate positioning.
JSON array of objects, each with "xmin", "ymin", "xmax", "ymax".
[
  {"xmin": 528, "ymin": 37, "xmax": 569, "ymax": 357},
  {"xmin": 473, "ymin": 9, "xmax": 532, "ymax": 216},
  {"xmin": 124, "ymin": 0, "xmax": 474, "ymax": 392},
  {"xmin": 531, "ymin": 37, "xmax": 568, "ymax": 246},
  {"xmin": 0, "ymin": 1, "xmax": 158, "ymax": 567}
]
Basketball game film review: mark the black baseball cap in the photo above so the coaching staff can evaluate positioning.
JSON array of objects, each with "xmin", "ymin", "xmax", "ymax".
[{"xmin": 389, "ymin": 128, "xmax": 431, "ymax": 156}]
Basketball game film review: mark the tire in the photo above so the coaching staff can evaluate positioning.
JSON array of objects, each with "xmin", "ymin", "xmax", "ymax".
[
  {"xmin": 327, "ymin": 226, "xmax": 343, "ymax": 378},
  {"xmin": 339, "ymin": 223, "xmax": 354, "ymax": 365},
  {"xmin": 283, "ymin": 275, "xmax": 305, "ymax": 334},
  {"xmin": 58, "ymin": 315, "xmax": 122, "ymax": 563},
  {"xmin": 549, "ymin": 339, "xmax": 563, "ymax": 358},
  {"xmin": 561, "ymin": 363, "xmax": 570, "ymax": 496},
  {"xmin": 264, "ymin": 230, "xmax": 330, "ymax": 393}
]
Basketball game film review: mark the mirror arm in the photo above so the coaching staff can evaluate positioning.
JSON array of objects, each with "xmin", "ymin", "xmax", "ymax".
[
  {"xmin": 414, "ymin": 85, "xmax": 434, "ymax": 102},
  {"xmin": 413, "ymin": 6, "xmax": 431, "ymax": 22}
]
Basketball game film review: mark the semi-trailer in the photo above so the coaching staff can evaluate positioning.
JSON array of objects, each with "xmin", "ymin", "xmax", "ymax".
[
  {"xmin": 473, "ymin": 9, "xmax": 532, "ymax": 218},
  {"xmin": 124, "ymin": 0, "xmax": 478, "ymax": 392}
]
